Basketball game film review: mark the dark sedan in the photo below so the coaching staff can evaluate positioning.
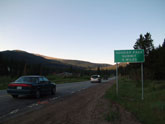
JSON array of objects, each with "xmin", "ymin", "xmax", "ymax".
[{"xmin": 7, "ymin": 75, "xmax": 56, "ymax": 98}]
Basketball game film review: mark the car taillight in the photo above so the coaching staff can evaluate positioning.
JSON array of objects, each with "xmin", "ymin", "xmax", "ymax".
[{"xmin": 8, "ymin": 84, "xmax": 32, "ymax": 87}]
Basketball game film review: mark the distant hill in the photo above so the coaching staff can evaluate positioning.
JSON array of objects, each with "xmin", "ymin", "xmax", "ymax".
[
  {"xmin": 0, "ymin": 50, "xmax": 112, "ymax": 69},
  {"xmin": 39, "ymin": 54, "xmax": 111, "ymax": 69}
]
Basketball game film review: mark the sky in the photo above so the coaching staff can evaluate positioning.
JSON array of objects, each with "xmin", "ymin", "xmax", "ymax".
[{"xmin": 0, "ymin": 0, "xmax": 165, "ymax": 64}]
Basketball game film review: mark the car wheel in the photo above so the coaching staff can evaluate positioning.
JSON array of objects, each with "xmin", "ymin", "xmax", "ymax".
[
  {"xmin": 51, "ymin": 87, "xmax": 56, "ymax": 95},
  {"xmin": 35, "ymin": 90, "xmax": 41, "ymax": 99},
  {"xmin": 12, "ymin": 95, "xmax": 18, "ymax": 98}
]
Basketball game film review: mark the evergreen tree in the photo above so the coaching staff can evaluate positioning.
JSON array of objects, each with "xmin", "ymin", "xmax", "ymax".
[
  {"xmin": 134, "ymin": 32, "xmax": 154, "ymax": 56},
  {"xmin": 162, "ymin": 39, "xmax": 165, "ymax": 48}
]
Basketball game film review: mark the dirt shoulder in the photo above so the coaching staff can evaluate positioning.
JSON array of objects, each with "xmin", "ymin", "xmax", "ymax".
[{"xmin": 3, "ymin": 80, "xmax": 140, "ymax": 124}]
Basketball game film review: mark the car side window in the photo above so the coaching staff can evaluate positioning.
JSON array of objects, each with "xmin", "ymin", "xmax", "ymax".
[
  {"xmin": 35, "ymin": 78, "xmax": 39, "ymax": 84},
  {"xmin": 31, "ymin": 77, "xmax": 39, "ymax": 84},
  {"xmin": 39, "ymin": 77, "xmax": 49, "ymax": 84},
  {"xmin": 43, "ymin": 77, "xmax": 49, "ymax": 82},
  {"xmin": 39, "ymin": 77, "xmax": 44, "ymax": 83}
]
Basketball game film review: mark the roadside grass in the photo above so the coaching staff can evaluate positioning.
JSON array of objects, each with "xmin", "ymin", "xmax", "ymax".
[
  {"xmin": 105, "ymin": 103, "xmax": 120, "ymax": 122},
  {"xmin": 0, "ymin": 75, "xmax": 90, "ymax": 90},
  {"xmin": 105, "ymin": 77, "xmax": 165, "ymax": 124}
]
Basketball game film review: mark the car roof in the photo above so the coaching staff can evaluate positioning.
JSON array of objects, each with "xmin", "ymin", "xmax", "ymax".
[
  {"xmin": 91, "ymin": 75, "xmax": 100, "ymax": 76},
  {"xmin": 21, "ymin": 75, "xmax": 44, "ymax": 78}
]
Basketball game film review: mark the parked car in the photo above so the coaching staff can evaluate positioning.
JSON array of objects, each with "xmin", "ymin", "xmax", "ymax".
[
  {"xmin": 7, "ymin": 75, "xmax": 56, "ymax": 98},
  {"xmin": 90, "ymin": 75, "xmax": 101, "ymax": 83}
]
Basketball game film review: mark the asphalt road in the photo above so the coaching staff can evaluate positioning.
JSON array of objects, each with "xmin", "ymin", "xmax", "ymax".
[{"xmin": 0, "ymin": 78, "xmax": 115, "ymax": 122}]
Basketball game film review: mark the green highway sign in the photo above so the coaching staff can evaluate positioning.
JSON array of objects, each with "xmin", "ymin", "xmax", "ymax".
[{"xmin": 114, "ymin": 49, "xmax": 145, "ymax": 63}]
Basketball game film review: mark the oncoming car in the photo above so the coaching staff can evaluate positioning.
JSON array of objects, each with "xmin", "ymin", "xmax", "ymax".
[
  {"xmin": 90, "ymin": 75, "xmax": 101, "ymax": 83},
  {"xmin": 7, "ymin": 75, "xmax": 56, "ymax": 98}
]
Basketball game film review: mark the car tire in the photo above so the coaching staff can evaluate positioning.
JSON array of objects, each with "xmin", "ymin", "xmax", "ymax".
[
  {"xmin": 12, "ymin": 95, "xmax": 18, "ymax": 98},
  {"xmin": 35, "ymin": 90, "xmax": 41, "ymax": 99},
  {"xmin": 51, "ymin": 87, "xmax": 56, "ymax": 95}
]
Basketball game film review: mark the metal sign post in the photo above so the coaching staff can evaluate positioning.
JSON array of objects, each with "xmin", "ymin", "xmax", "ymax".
[
  {"xmin": 141, "ymin": 63, "xmax": 144, "ymax": 100},
  {"xmin": 116, "ymin": 63, "xmax": 118, "ymax": 96}
]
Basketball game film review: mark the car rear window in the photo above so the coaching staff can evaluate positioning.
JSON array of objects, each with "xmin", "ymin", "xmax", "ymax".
[
  {"xmin": 15, "ymin": 77, "xmax": 39, "ymax": 83},
  {"xmin": 91, "ymin": 75, "xmax": 99, "ymax": 78}
]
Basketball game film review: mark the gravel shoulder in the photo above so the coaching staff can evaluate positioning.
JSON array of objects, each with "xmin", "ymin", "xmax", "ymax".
[{"xmin": 3, "ymin": 80, "xmax": 140, "ymax": 124}]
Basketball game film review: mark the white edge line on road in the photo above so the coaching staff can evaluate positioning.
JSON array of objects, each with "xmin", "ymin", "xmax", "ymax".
[
  {"xmin": 10, "ymin": 109, "xmax": 19, "ymax": 114},
  {"xmin": 50, "ymin": 97, "xmax": 59, "ymax": 101},
  {"xmin": 27, "ymin": 97, "xmax": 59, "ymax": 108},
  {"xmin": 28, "ymin": 103, "xmax": 38, "ymax": 108}
]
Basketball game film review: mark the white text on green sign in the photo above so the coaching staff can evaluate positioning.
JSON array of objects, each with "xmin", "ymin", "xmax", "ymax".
[{"xmin": 114, "ymin": 49, "xmax": 145, "ymax": 63}]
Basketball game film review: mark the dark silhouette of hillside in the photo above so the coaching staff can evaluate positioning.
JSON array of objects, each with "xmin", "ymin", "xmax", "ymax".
[{"xmin": 0, "ymin": 50, "xmax": 112, "ymax": 76}]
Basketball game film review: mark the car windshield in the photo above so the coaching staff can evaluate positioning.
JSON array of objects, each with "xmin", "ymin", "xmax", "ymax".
[
  {"xmin": 91, "ymin": 75, "xmax": 99, "ymax": 78},
  {"xmin": 15, "ymin": 77, "xmax": 38, "ymax": 83}
]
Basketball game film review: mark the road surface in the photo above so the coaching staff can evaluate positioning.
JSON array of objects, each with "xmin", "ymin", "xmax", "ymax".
[{"xmin": 0, "ymin": 78, "xmax": 115, "ymax": 122}]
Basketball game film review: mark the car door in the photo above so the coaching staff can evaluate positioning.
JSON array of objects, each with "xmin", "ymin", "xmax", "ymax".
[
  {"xmin": 38, "ymin": 77, "xmax": 49, "ymax": 95},
  {"xmin": 42, "ymin": 77, "xmax": 52, "ymax": 94}
]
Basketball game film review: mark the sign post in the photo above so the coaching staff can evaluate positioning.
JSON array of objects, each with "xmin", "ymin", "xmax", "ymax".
[
  {"xmin": 116, "ymin": 63, "xmax": 118, "ymax": 96},
  {"xmin": 141, "ymin": 63, "xmax": 144, "ymax": 100},
  {"xmin": 114, "ymin": 49, "xmax": 145, "ymax": 100}
]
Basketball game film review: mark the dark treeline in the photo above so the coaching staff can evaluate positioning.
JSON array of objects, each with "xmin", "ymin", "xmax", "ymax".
[
  {"xmin": 0, "ymin": 57, "xmax": 86, "ymax": 77},
  {"xmin": 0, "ymin": 51, "xmax": 113, "ymax": 77},
  {"xmin": 119, "ymin": 33, "xmax": 165, "ymax": 80},
  {"xmin": 0, "ymin": 52, "xmax": 81, "ymax": 77}
]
